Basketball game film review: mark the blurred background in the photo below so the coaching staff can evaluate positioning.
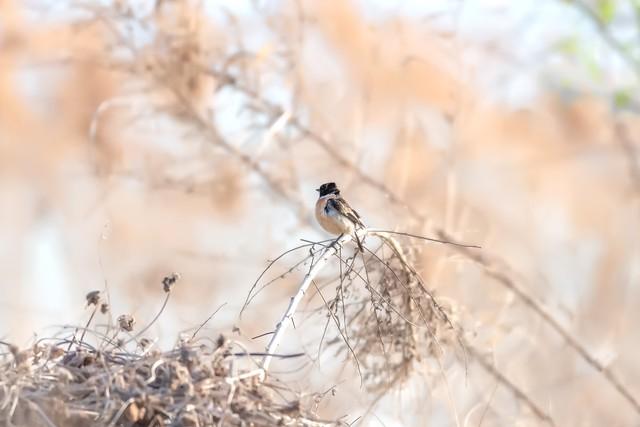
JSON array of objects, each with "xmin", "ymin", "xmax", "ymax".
[{"xmin": 1, "ymin": 0, "xmax": 639, "ymax": 425}]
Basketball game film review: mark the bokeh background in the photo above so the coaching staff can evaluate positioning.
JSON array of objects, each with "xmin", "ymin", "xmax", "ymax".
[{"xmin": 1, "ymin": 0, "xmax": 639, "ymax": 425}]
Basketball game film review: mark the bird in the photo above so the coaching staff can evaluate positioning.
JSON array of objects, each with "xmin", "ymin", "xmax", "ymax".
[{"xmin": 315, "ymin": 182, "xmax": 365, "ymax": 251}]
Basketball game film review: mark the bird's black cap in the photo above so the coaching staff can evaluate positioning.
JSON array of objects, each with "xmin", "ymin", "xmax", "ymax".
[{"xmin": 316, "ymin": 182, "xmax": 340, "ymax": 196}]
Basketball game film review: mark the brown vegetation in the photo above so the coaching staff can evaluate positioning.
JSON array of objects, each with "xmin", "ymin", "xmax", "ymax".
[{"xmin": 1, "ymin": 0, "xmax": 639, "ymax": 425}]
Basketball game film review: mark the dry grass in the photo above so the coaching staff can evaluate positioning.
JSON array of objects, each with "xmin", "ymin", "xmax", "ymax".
[
  {"xmin": 0, "ymin": 340, "xmax": 341, "ymax": 426},
  {"xmin": 0, "ymin": 286, "xmax": 341, "ymax": 427},
  {"xmin": 2, "ymin": 0, "xmax": 640, "ymax": 425}
]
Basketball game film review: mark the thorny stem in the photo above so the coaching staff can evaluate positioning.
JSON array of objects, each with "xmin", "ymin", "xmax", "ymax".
[{"xmin": 261, "ymin": 234, "xmax": 352, "ymax": 373}]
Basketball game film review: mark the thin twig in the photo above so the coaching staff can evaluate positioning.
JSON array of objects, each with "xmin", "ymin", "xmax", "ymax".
[
  {"xmin": 240, "ymin": 242, "xmax": 317, "ymax": 318},
  {"xmin": 77, "ymin": 305, "xmax": 99, "ymax": 350},
  {"xmin": 365, "ymin": 228, "xmax": 481, "ymax": 249},
  {"xmin": 124, "ymin": 292, "xmax": 171, "ymax": 345},
  {"xmin": 312, "ymin": 280, "xmax": 364, "ymax": 386},
  {"xmin": 190, "ymin": 302, "xmax": 228, "ymax": 341}
]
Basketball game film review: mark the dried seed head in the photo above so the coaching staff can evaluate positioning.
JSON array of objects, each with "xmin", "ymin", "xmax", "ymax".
[
  {"xmin": 82, "ymin": 354, "xmax": 96, "ymax": 367},
  {"xmin": 49, "ymin": 346, "xmax": 64, "ymax": 359},
  {"xmin": 117, "ymin": 314, "xmax": 136, "ymax": 332},
  {"xmin": 100, "ymin": 303, "xmax": 110, "ymax": 314},
  {"xmin": 85, "ymin": 290, "xmax": 101, "ymax": 307},
  {"xmin": 7, "ymin": 344, "xmax": 20, "ymax": 361},
  {"xmin": 215, "ymin": 334, "xmax": 227, "ymax": 349},
  {"xmin": 162, "ymin": 272, "xmax": 181, "ymax": 293},
  {"xmin": 13, "ymin": 350, "xmax": 29, "ymax": 365}
]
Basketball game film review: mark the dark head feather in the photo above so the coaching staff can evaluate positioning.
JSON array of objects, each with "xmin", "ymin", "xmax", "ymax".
[{"xmin": 316, "ymin": 182, "xmax": 340, "ymax": 196}]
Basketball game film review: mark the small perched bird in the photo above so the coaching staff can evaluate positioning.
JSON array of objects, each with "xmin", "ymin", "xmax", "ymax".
[{"xmin": 315, "ymin": 182, "xmax": 365, "ymax": 251}]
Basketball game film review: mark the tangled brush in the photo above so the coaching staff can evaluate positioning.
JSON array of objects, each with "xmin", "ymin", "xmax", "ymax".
[
  {"xmin": 313, "ymin": 232, "xmax": 464, "ymax": 393},
  {"xmin": 0, "ymin": 285, "xmax": 341, "ymax": 427}
]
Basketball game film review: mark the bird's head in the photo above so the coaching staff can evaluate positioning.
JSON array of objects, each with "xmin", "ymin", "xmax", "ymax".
[{"xmin": 316, "ymin": 182, "xmax": 340, "ymax": 196}]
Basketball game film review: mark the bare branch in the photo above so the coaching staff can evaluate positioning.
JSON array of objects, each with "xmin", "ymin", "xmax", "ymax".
[{"xmin": 262, "ymin": 234, "xmax": 353, "ymax": 373}]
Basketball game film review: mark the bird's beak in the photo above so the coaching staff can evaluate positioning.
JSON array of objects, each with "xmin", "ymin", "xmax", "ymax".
[{"xmin": 315, "ymin": 188, "xmax": 320, "ymax": 192}]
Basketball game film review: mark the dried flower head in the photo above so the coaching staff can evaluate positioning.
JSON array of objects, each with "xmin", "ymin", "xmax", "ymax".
[
  {"xmin": 162, "ymin": 272, "xmax": 181, "ymax": 293},
  {"xmin": 100, "ymin": 302, "xmax": 110, "ymax": 314},
  {"xmin": 5, "ymin": 343, "xmax": 17, "ymax": 356},
  {"xmin": 117, "ymin": 314, "xmax": 136, "ymax": 332},
  {"xmin": 85, "ymin": 290, "xmax": 101, "ymax": 307},
  {"xmin": 49, "ymin": 346, "xmax": 65, "ymax": 359}
]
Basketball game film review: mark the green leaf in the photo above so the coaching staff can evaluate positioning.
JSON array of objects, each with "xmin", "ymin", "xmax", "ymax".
[
  {"xmin": 632, "ymin": 0, "xmax": 640, "ymax": 23},
  {"xmin": 556, "ymin": 36, "xmax": 579, "ymax": 56},
  {"xmin": 596, "ymin": 0, "xmax": 616, "ymax": 24},
  {"xmin": 614, "ymin": 89, "xmax": 632, "ymax": 109}
]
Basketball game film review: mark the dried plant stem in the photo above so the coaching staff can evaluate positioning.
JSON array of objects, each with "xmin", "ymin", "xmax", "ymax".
[
  {"xmin": 124, "ymin": 292, "xmax": 171, "ymax": 345},
  {"xmin": 466, "ymin": 343, "xmax": 555, "ymax": 426},
  {"xmin": 365, "ymin": 228, "xmax": 480, "ymax": 249},
  {"xmin": 312, "ymin": 280, "xmax": 364, "ymax": 384},
  {"xmin": 68, "ymin": 305, "xmax": 99, "ymax": 352},
  {"xmin": 458, "ymin": 246, "xmax": 640, "ymax": 414},
  {"xmin": 240, "ymin": 242, "xmax": 318, "ymax": 318},
  {"xmin": 191, "ymin": 302, "xmax": 227, "ymax": 341},
  {"xmin": 261, "ymin": 234, "xmax": 352, "ymax": 373},
  {"xmin": 79, "ymin": 306, "xmax": 98, "ymax": 348}
]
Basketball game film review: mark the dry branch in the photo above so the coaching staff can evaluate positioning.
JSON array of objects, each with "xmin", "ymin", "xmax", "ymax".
[{"xmin": 262, "ymin": 234, "xmax": 353, "ymax": 372}]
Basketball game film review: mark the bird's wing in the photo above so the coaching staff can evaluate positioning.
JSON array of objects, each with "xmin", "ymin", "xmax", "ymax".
[{"xmin": 328, "ymin": 197, "xmax": 365, "ymax": 227}]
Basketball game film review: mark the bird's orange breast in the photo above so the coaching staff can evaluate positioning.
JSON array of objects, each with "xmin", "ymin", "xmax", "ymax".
[{"xmin": 315, "ymin": 197, "xmax": 349, "ymax": 235}]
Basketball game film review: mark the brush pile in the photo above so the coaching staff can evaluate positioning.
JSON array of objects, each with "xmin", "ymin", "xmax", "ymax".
[
  {"xmin": 0, "ymin": 336, "xmax": 341, "ymax": 427},
  {"xmin": 0, "ymin": 285, "xmax": 339, "ymax": 427}
]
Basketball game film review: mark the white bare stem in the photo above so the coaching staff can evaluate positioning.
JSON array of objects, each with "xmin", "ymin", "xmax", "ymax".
[{"xmin": 261, "ymin": 234, "xmax": 352, "ymax": 373}]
